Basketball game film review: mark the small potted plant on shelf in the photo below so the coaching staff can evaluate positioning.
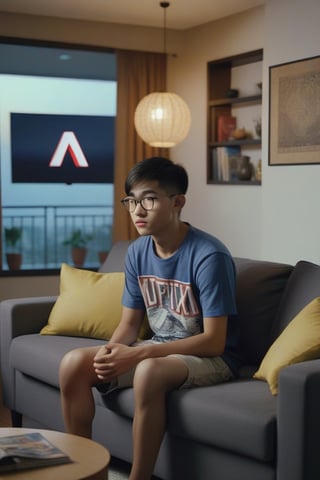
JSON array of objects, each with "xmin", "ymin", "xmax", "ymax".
[
  {"xmin": 63, "ymin": 229, "xmax": 94, "ymax": 267},
  {"xmin": 5, "ymin": 226, "xmax": 23, "ymax": 270}
]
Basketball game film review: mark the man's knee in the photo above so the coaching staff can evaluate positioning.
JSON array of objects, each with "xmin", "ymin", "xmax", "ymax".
[
  {"xmin": 60, "ymin": 348, "xmax": 83, "ymax": 373},
  {"xmin": 136, "ymin": 356, "xmax": 163, "ymax": 377},
  {"xmin": 133, "ymin": 357, "xmax": 170, "ymax": 397},
  {"xmin": 60, "ymin": 348, "xmax": 89, "ymax": 389}
]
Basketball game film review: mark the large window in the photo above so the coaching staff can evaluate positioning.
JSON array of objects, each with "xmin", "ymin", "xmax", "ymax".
[{"xmin": 0, "ymin": 38, "xmax": 117, "ymax": 273}]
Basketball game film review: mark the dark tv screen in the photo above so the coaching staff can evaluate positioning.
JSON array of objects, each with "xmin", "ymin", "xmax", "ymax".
[{"xmin": 11, "ymin": 113, "xmax": 115, "ymax": 184}]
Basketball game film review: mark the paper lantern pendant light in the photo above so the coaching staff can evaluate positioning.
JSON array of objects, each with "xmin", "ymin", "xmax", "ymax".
[
  {"xmin": 134, "ymin": 2, "xmax": 191, "ymax": 148},
  {"xmin": 134, "ymin": 91, "xmax": 191, "ymax": 148}
]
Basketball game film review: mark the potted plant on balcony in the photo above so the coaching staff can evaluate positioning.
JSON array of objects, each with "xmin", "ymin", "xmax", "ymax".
[
  {"xmin": 63, "ymin": 229, "xmax": 93, "ymax": 267},
  {"xmin": 97, "ymin": 224, "xmax": 112, "ymax": 265},
  {"xmin": 5, "ymin": 226, "xmax": 23, "ymax": 270}
]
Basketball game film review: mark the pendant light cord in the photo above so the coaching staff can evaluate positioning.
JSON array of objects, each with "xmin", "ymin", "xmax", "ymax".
[
  {"xmin": 160, "ymin": 2, "xmax": 170, "ymax": 55},
  {"xmin": 134, "ymin": 1, "xmax": 191, "ymax": 148}
]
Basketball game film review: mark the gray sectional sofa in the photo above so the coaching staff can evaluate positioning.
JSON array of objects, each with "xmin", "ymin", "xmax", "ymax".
[{"xmin": 1, "ymin": 240, "xmax": 320, "ymax": 480}]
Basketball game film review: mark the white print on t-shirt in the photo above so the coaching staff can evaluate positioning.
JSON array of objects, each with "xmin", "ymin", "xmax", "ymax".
[{"xmin": 138, "ymin": 275, "xmax": 202, "ymax": 340}]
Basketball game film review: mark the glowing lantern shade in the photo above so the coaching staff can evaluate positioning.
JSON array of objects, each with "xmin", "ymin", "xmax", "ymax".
[{"xmin": 134, "ymin": 91, "xmax": 191, "ymax": 148}]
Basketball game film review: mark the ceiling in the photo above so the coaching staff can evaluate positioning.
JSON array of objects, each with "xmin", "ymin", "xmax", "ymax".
[
  {"xmin": 0, "ymin": 0, "xmax": 265, "ymax": 30},
  {"xmin": 0, "ymin": 0, "xmax": 265, "ymax": 81},
  {"xmin": 0, "ymin": 41, "xmax": 117, "ymax": 81}
]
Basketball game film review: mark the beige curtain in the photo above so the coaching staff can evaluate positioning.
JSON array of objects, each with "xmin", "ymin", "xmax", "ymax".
[{"xmin": 112, "ymin": 49, "xmax": 168, "ymax": 242}]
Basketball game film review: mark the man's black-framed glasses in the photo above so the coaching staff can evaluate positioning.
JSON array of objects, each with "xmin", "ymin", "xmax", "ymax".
[{"xmin": 121, "ymin": 194, "xmax": 178, "ymax": 213}]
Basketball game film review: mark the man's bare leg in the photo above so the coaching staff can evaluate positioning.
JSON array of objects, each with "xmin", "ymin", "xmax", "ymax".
[
  {"xmin": 129, "ymin": 356, "xmax": 188, "ymax": 480},
  {"xmin": 59, "ymin": 346, "xmax": 101, "ymax": 438}
]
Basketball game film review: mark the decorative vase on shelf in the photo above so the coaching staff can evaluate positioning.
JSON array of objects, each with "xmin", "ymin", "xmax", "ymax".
[
  {"xmin": 256, "ymin": 159, "xmax": 262, "ymax": 182},
  {"xmin": 238, "ymin": 156, "xmax": 253, "ymax": 181},
  {"xmin": 254, "ymin": 119, "xmax": 262, "ymax": 138}
]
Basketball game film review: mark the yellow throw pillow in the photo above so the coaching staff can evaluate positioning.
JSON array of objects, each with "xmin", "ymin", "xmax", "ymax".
[
  {"xmin": 253, "ymin": 297, "xmax": 320, "ymax": 395},
  {"xmin": 41, "ymin": 263, "xmax": 150, "ymax": 340}
]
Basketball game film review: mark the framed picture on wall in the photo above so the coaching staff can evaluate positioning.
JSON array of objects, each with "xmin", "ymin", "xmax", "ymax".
[{"xmin": 268, "ymin": 55, "xmax": 320, "ymax": 165}]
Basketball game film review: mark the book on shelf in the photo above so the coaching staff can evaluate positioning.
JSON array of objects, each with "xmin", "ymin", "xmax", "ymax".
[
  {"xmin": 212, "ymin": 146, "xmax": 241, "ymax": 181},
  {"xmin": 217, "ymin": 115, "xmax": 237, "ymax": 142},
  {"xmin": 0, "ymin": 432, "xmax": 72, "ymax": 473}
]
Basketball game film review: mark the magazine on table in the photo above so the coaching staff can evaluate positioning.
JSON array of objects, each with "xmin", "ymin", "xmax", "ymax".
[{"xmin": 0, "ymin": 432, "xmax": 72, "ymax": 472}]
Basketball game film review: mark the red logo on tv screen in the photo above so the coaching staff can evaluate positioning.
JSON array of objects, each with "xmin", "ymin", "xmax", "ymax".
[
  {"xmin": 49, "ymin": 131, "xmax": 89, "ymax": 168},
  {"xmin": 11, "ymin": 113, "xmax": 115, "ymax": 184}
]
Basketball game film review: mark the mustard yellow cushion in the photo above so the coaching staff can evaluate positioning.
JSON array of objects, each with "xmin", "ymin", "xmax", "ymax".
[
  {"xmin": 253, "ymin": 297, "xmax": 320, "ymax": 395},
  {"xmin": 41, "ymin": 263, "xmax": 150, "ymax": 340}
]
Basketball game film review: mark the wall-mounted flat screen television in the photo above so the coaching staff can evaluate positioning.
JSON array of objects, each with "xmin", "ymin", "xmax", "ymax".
[{"xmin": 11, "ymin": 113, "xmax": 115, "ymax": 184}]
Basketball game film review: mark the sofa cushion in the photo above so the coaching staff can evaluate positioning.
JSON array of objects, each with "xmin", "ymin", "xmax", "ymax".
[
  {"xmin": 101, "ymin": 379, "xmax": 277, "ymax": 463},
  {"xmin": 11, "ymin": 334, "xmax": 277, "ymax": 462},
  {"xmin": 10, "ymin": 334, "xmax": 105, "ymax": 387},
  {"xmin": 40, "ymin": 263, "xmax": 150, "ymax": 341},
  {"xmin": 254, "ymin": 297, "xmax": 320, "ymax": 395},
  {"xmin": 270, "ymin": 260, "xmax": 320, "ymax": 340},
  {"xmin": 233, "ymin": 258, "xmax": 293, "ymax": 366}
]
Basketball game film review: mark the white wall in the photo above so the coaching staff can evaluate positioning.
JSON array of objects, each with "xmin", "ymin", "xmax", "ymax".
[
  {"xmin": 260, "ymin": 0, "xmax": 320, "ymax": 264},
  {"xmin": 170, "ymin": 0, "xmax": 320, "ymax": 265},
  {"xmin": 169, "ymin": 7, "xmax": 265, "ymax": 260}
]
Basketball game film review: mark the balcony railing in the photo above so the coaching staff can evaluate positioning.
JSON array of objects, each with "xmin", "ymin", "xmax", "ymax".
[{"xmin": 2, "ymin": 204, "xmax": 113, "ymax": 271}]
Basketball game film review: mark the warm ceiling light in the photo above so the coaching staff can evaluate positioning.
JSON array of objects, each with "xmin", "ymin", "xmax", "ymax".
[{"xmin": 134, "ymin": 2, "xmax": 191, "ymax": 148}]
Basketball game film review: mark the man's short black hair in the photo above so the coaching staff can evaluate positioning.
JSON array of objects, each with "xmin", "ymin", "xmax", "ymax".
[{"xmin": 125, "ymin": 157, "xmax": 188, "ymax": 195}]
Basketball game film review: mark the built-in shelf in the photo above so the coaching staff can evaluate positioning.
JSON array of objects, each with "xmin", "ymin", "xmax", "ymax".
[
  {"xmin": 207, "ymin": 179, "xmax": 261, "ymax": 186},
  {"xmin": 209, "ymin": 139, "xmax": 261, "ymax": 148},
  {"xmin": 207, "ymin": 49, "xmax": 263, "ymax": 185},
  {"xmin": 209, "ymin": 94, "xmax": 262, "ymax": 107}
]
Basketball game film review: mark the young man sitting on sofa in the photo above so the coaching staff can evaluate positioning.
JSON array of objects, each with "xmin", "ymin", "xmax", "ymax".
[{"xmin": 59, "ymin": 156, "xmax": 241, "ymax": 480}]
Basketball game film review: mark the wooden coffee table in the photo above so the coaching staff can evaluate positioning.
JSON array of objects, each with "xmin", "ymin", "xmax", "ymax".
[{"xmin": 0, "ymin": 428, "xmax": 110, "ymax": 479}]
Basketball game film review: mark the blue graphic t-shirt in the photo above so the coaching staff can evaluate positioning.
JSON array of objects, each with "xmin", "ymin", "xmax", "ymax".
[{"xmin": 122, "ymin": 225, "xmax": 241, "ymax": 375}]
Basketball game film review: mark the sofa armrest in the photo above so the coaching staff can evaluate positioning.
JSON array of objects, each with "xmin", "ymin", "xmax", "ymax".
[
  {"xmin": 0, "ymin": 296, "xmax": 57, "ymax": 410},
  {"xmin": 277, "ymin": 359, "xmax": 320, "ymax": 480}
]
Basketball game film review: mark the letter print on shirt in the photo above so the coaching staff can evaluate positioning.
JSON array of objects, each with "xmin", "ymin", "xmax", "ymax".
[{"xmin": 139, "ymin": 275, "xmax": 202, "ymax": 341}]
